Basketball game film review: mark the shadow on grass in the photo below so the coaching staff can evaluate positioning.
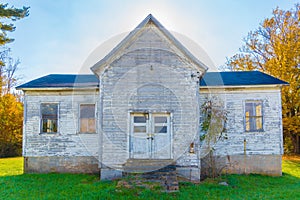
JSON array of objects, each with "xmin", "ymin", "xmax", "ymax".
[
  {"xmin": 0, "ymin": 173, "xmax": 175, "ymax": 200},
  {"xmin": 0, "ymin": 172, "xmax": 300, "ymax": 200}
]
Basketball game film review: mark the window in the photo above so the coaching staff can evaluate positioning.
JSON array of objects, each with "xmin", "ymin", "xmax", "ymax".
[
  {"xmin": 131, "ymin": 114, "xmax": 169, "ymax": 134},
  {"xmin": 133, "ymin": 115, "xmax": 147, "ymax": 133},
  {"xmin": 130, "ymin": 113, "xmax": 171, "ymax": 159},
  {"xmin": 80, "ymin": 104, "xmax": 96, "ymax": 133},
  {"xmin": 41, "ymin": 103, "xmax": 58, "ymax": 133},
  {"xmin": 245, "ymin": 101, "xmax": 263, "ymax": 132},
  {"xmin": 154, "ymin": 116, "xmax": 168, "ymax": 133}
]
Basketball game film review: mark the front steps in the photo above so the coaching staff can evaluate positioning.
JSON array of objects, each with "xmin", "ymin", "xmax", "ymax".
[
  {"xmin": 123, "ymin": 159, "xmax": 174, "ymax": 173},
  {"xmin": 122, "ymin": 159, "xmax": 179, "ymax": 191}
]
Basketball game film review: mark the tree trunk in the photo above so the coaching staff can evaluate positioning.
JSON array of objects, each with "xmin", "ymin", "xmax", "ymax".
[
  {"xmin": 291, "ymin": 134, "xmax": 298, "ymax": 154},
  {"xmin": 294, "ymin": 135, "xmax": 300, "ymax": 154}
]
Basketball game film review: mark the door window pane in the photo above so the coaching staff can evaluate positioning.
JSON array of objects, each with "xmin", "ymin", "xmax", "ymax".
[
  {"xmin": 134, "ymin": 126, "xmax": 147, "ymax": 133},
  {"xmin": 154, "ymin": 117, "xmax": 167, "ymax": 123},
  {"xmin": 155, "ymin": 126, "xmax": 167, "ymax": 133},
  {"xmin": 134, "ymin": 116, "xmax": 147, "ymax": 123}
]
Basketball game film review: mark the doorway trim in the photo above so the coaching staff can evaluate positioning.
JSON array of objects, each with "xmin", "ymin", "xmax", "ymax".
[{"xmin": 129, "ymin": 112, "xmax": 173, "ymax": 159}]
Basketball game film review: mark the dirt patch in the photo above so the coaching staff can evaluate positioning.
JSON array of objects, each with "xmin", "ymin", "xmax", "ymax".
[
  {"xmin": 116, "ymin": 179, "xmax": 162, "ymax": 190},
  {"xmin": 282, "ymin": 155, "xmax": 300, "ymax": 162}
]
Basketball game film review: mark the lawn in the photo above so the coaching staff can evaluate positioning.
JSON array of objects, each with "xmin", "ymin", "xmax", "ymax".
[
  {"xmin": 0, "ymin": 157, "xmax": 23, "ymax": 176},
  {"xmin": 0, "ymin": 156, "xmax": 299, "ymax": 200}
]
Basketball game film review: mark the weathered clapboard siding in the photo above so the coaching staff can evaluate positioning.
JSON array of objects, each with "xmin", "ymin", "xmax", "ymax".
[
  {"xmin": 199, "ymin": 87, "xmax": 283, "ymax": 156},
  {"xmin": 23, "ymin": 90, "xmax": 99, "ymax": 157},
  {"xmin": 95, "ymin": 23, "xmax": 204, "ymax": 176},
  {"xmin": 199, "ymin": 87, "xmax": 283, "ymax": 175}
]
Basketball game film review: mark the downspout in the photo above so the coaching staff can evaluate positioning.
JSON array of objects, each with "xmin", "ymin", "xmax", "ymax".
[
  {"xmin": 197, "ymin": 74, "xmax": 205, "ymax": 181},
  {"xmin": 278, "ymin": 86, "xmax": 283, "ymax": 155},
  {"xmin": 244, "ymin": 138, "xmax": 247, "ymax": 174},
  {"xmin": 98, "ymin": 80, "xmax": 103, "ymax": 172},
  {"xmin": 244, "ymin": 138, "xmax": 247, "ymax": 155}
]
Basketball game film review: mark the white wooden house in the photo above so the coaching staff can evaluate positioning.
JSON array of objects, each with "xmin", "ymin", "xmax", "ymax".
[{"xmin": 17, "ymin": 15, "xmax": 287, "ymax": 181}]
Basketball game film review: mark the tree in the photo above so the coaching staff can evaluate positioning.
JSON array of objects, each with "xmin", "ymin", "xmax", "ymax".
[
  {"xmin": 226, "ymin": 4, "xmax": 300, "ymax": 153},
  {"xmin": 0, "ymin": 3, "xmax": 28, "ymax": 157},
  {"xmin": 0, "ymin": 3, "xmax": 28, "ymax": 92},
  {"xmin": 0, "ymin": 4, "xmax": 29, "ymax": 46},
  {"xmin": 0, "ymin": 93, "xmax": 23, "ymax": 157},
  {"xmin": 0, "ymin": 49, "xmax": 23, "ymax": 157},
  {"xmin": 0, "ymin": 48, "xmax": 20, "ymax": 94}
]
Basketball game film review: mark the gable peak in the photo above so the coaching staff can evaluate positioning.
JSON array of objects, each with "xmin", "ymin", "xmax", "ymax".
[
  {"xmin": 91, "ymin": 14, "xmax": 208, "ymax": 75},
  {"xmin": 137, "ymin": 14, "xmax": 165, "ymax": 29},
  {"xmin": 147, "ymin": 13, "xmax": 153, "ymax": 18}
]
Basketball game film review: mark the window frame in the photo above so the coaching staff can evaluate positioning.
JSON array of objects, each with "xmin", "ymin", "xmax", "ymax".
[
  {"xmin": 153, "ymin": 115, "xmax": 169, "ymax": 134},
  {"xmin": 130, "ymin": 113, "xmax": 171, "ymax": 134},
  {"xmin": 244, "ymin": 100, "xmax": 264, "ymax": 132},
  {"xmin": 129, "ymin": 112, "xmax": 172, "ymax": 159},
  {"xmin": 40, "ymin": 103, "xmax": 59, "ymax": 134},
  {"xmin": 79, "ymin": 103, "xmax": 96, "ymax": 134}
]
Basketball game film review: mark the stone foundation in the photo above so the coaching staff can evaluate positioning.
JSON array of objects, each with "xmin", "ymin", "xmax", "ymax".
[
  {"xmin": 24, "ymin": 156, "xmax": 99, "ymax": 174},
  {"xmin": 176, "ymin": 167, "xmax": 201, "ymax": 182},
  {"xmin": 201, "ymin": 154, "xmax": 282, "ymax": 178},
  {"xmin": 100, "ymin": 168, "xmax": 123, "ymax": 180}
]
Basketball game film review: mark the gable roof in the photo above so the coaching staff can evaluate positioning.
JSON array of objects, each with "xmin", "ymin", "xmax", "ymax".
[
  {"xmin": 90, "ymin": 14, "xmax": 208, "ymax": 76},
  {"xmin": 16, "ymin": 71, "xmax": 287, "ymax": 90},
  {"xmin": 200, "ymin": 71, "xmax": 288, "ymax": 87}
]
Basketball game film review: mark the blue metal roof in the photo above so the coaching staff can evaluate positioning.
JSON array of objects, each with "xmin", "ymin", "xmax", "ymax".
[
  {"xmin": 200, "ymin": 71, "xmax": 288, "ymax": 87},
  {"xmin": 16, "ymin": 74, "xmax": 99, "ymax": 89},
  {"xmin": 16, "ymin": 71, "xmax": 287, "ymax": 89}
]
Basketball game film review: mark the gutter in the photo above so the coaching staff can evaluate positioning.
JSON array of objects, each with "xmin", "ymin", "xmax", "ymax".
[
  {"xmin": 16, "ymin": 87, "xmax": 99, "ymax": 91},
  {"xmin": 199, "ymin": 84, "xmax": 288, "ymax": 89}
]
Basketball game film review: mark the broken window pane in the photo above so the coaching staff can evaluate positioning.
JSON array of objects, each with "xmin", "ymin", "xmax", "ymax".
[{"xmin": 155, "ymin": 126, "xmax": 167, "ymax": 133}]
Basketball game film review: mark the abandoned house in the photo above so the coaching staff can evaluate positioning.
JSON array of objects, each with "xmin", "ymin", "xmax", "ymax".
[{"xmin": 16, "ymin": 14, "xmax": 287, "ymax": 181}]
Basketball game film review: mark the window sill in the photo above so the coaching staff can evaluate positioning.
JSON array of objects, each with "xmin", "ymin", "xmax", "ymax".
[
  {"xmin": 245, "ymin": 130, "xmax": 264, "ymax": 133},
  {"xmin": 39, "ymin": 132, "xmax": 60, "ymax": 135}
]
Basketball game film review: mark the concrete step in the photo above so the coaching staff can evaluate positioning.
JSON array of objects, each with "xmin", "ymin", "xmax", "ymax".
[
  {"xmin": 122, "ymin": 161, "xmax": 179, "ymax": 192},
  {"xmin": 123, "ymin": 159, "xmax": 175, "ymax": 173}
]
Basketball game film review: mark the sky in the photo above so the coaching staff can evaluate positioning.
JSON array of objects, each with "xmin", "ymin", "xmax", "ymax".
[{"xmin": 5, "ymin": 0, "xmax": 299, "ymax": 84}]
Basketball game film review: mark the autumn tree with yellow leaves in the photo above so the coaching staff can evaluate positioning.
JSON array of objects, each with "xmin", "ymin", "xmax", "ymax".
[{"xmin": 227, "ymin": 4, "xmax": 300, "ymax": 153}]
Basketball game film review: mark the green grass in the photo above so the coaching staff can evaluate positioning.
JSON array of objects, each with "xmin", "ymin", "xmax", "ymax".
[
  {"xmin": 0, "ymin": 157, "xmax": 23, "ymax": 176},
  {"xmin": 0, "ymin": 156, "xmax": 299, "ymax": 199}
]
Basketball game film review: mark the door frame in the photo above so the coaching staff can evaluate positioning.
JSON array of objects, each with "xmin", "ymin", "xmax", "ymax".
[{"xmin": 129, "ymin": 112, "xmax": 173, "ymax": 159}]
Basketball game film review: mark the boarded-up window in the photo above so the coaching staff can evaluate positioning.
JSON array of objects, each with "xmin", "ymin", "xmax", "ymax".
[
  {"xmin": 80, "ymin": 104, "xmax": 96, "ymax": 133},
  {"xmin": 245, "ymin": 101, "xmax": 263, "ymax": 132},
  {"xmin": 41, "ymin": 103, "xmax": 58, "ymax": 133}
]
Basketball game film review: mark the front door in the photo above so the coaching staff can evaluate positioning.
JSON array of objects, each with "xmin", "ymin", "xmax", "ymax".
[{"xmin": 130, "ymin": 113, "xmax": 171, "ymax": 159}]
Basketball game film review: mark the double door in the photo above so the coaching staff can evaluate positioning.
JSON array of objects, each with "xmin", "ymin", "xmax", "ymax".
[{"xmin": 130, "ymin": 113, "xmax": 171, "ymax": 159}]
